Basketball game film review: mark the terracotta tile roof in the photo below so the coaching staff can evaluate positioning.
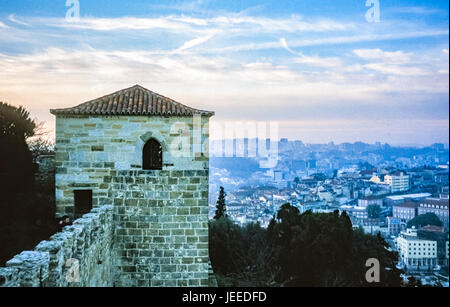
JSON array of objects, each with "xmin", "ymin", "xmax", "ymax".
[{"xmin": 50, "ymin": 85, "xmax": 214, "ymax": 117}]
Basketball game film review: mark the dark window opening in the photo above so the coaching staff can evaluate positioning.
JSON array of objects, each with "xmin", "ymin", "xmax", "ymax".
[
  {"xmin": 143, "ymin": 139, "xmax": 163, "ymax": 170},
  {"xmin": 74, "ymin": 190, "xmax": 93, "ymax": 218}
]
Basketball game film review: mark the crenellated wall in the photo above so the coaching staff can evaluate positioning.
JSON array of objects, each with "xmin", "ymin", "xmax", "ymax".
[{"xmin": 0, "ymin": 205, "xmax": 114, "ymax": 287}]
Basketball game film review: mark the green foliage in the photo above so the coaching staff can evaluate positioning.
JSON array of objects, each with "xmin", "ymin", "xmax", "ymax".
[
  {"xmin": 209, "ymin": 217, "xmax": 279, "ymax": 286},
  {"xmin": 28, "ymin": 138, "xmax": 55, "ymax": 161},
  {"xmin": 407, "ymin": 213, "xmax": 443, "ymax": 229},
  {"xmin": 0, "ymin": 102, "xmax": 36, "ymax": 140},
  {"xmin": 210, "ymin": 203, "xmax": 404, "ymax": 287},
  {"xmin": 0, "ymin": 102, "xmax": 36, "ymax": 198},
  {"xmin": 367, "ymin": 204, "xmax": 381, "ymax": 219},
  {"xmin": 214, "ymin": 186, "xmax": 227, "ymax": 220}
]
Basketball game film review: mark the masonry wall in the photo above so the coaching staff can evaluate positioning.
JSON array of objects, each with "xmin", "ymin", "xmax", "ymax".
[
  {"xmin": 0, "ymin": 206, "xmax": 114, "ymax": 287},
  {"xmin": 111, "ymin": 170, "xmax": 209, "ymax": 287},
  {"xmin": 53, "ymin": 115, "xmax": 211, "ymax": 287}
]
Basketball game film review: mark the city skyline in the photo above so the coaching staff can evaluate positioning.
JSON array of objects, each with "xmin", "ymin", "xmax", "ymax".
[{"xmin": 0, "ymin": 0, "xmax": 448, "ymax": 145}]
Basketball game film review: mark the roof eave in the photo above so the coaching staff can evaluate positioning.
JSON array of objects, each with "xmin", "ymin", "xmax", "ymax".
[{"xmin": 51, "ymin": 110, "xmax": 215, "ymax": 117}]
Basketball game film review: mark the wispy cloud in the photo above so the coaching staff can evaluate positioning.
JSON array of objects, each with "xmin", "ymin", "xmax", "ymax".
[
  {"xmin": 388, "ymin": 6, "xmax": 443, "ymax": 15},
  {"xmin": 0, "ymin": 21, "xmax": 9, "ymax": 29},
  {"xmin": 354, "ymin": 49, "xmax": 413, "ymax": 64},
  {"xmin": 1, "ymin": 47, "xmax": 447, "ymax": 120},
  {"xmin": 192, "ymin": 29, "xmax": 448, "ymax": 55},
  {"xmin": 8, "ymin": 14, "xmax": 29, "ymax": 26},
  {"xmin": 281, "ymin": 38, "xmax": 344, "ymax": 68},
  {"xmin": 25, "ymin": 14, "xmax": 352, "ymax": 34},
  {"xmin": 173, "ymin": 33, "xmax": 217, "ymax": 53}
]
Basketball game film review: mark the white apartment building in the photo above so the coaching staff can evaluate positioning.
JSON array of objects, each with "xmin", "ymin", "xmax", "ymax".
[
  {"xmin": 384, "ymin": 172, "xmax": 410, "ymax": 193},
  {"xmin": 397, "ymin": 228, "xmax": 437, "ymax": 271}
]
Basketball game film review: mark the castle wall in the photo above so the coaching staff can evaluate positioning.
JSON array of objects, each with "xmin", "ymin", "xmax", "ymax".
[
  {"xmin": 0, "ymin": 206, "xmax": 114, "ymax": 287},
  {"xmin": 110, "ymin": 170, "xmax": 209, "ymax": 287}
]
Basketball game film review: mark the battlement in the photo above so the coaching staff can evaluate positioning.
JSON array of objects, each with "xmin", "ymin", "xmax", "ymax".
[{"xmin": 0, "ymin": 205, "xmax": 114, "ymax": 287}]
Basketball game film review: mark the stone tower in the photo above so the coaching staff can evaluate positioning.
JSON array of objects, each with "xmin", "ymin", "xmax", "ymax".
[{"xmin": 50, "ymin": 85, "xmax": 214, "ymax": 287}]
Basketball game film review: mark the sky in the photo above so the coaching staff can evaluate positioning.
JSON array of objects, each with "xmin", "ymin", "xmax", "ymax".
[{"xmin": 0, "ymin": 0, "xmax": 448, "ymax": 146}]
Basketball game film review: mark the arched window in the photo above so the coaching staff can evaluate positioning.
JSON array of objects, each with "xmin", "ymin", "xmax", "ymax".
[{"xmin": 143, "ymin": 139, "xmax": 162, "ymax": 170}]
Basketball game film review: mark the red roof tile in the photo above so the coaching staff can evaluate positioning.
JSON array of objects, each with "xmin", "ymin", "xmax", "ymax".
[{"xmin": 50, "ymin": 85, "xmax": 214, "ymax": 117}]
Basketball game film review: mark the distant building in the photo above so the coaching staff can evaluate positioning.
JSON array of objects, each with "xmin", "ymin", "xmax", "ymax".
[
  {"xmin": 387, "ymin": 217, "xmax": 405, "ymax": 235},
  {"xmin": 274, "ymin": 171, "xmax": 283, "ymax": 182},
  {"xmin": 369, "ymin": 175, "xmax": 382, "ymax": 184},
  {"xmin": 358, "ymin": 196, "xmax": 383, "ymax": 208},
  {"xmin": 385, "ymin": 193, "xmax": 431, "ymax": 206},
  {"xmin": 384, "ymin": 172, "xmax": 410, "ymax": 193},
  {"xmin": 417, "ymin": 226, "xmax": 449, "ymax": 268},
  {"xmin": 393, "ymin": 201, "xmax": 419, "ymax": 222},
  {"xmin": 397, "ymin": 228, "xmax": 437, "ymax": 271},
  {"xmin": 418, "ymin": 198, "xmax": 449, "ymax": 230},
  {"xmin": 341, "ymin": 206, "xmax": 368, "ymax": 223}
]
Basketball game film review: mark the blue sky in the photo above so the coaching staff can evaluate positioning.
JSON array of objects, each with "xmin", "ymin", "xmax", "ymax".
[{"xmin": 0, "ymin": 0, "xmax": 448, "ymax": 145}]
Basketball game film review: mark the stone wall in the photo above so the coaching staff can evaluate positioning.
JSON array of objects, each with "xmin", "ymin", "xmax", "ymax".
[
  {"xmin": 0, "ymin": 205, "xmax": 114, "ymax": 287},
  {"xmin": 111, "ymin": 170, "xmax": 209, "ymax": 287},
  {"xmin": 51, "ymin": 114, "xmax": 211, "ymax": 286},
  {"xmin": 54, "ymin": 115, "xmax": 209, "ymax": 217}
]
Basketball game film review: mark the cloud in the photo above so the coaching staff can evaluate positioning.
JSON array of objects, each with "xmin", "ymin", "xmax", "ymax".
[
  {"xmin": 8, "ymin": 14, "xmax": 29, "ymax": 26},
  {"xmin": 204, "ymin": 30, "xmax": 449, "ymax": 54},
  {"xmin": 50, "ymin": 16, "xmax": 198, "ymax": 31},
  {"xmin": 280, "ymin": 38, "xmax": 297, "ymax": 55},
  {"xmin": 282, "ymin": 39, "xmax": 344, "ymax": 68},
  {"xmin": 353, "ymin": 48, "xmax": 449, "ymax": 77},
  {"xmin": 30, "ymin": 14, "xmax": 352, "ymax": 34},
  {"xmin": 173, "ymin": 33, "xmax": 217, "ymax": 53},
  {"xmin": 0, "ymin": 7, "xmax": 448, "ymax": 144},
  {"xmin": 0, "ymin": 47, "xmax": 447, "ymax": 112},
  {"xmin": 0, "ymin": 21, "xmax": 9, "ymax": 29},
  {"xmin": 354, "ymin": 49, "xmax": 413, "ymax": 64},
  {"xmin": 389, "ymin": 6, "xmax": 442, "ymax": 15},
  {"xmin": 363, "ymin": 63, "xmax": 428, "ymax": 76}
]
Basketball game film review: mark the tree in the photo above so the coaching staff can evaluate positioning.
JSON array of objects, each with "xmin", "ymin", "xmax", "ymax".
[
  {"xmin": 406, "ymin": 276, "xmax": 423, "ymax": 287},
  {"xmin": 367, "ymin": 204, "xmax": 381, "ymax": 219},
  {"xmin": 407, "ymin": 213, "xmax": 443, "ymax": 229},
  {"xmin": 0, "ymin": 102, "xmax": 36, "ymax": 140},
  {"xmin": 266, "ymin": 203, "xmax": 403, "ymax": 287},
  {"xmin": 0, "ymin": 102, "xmax": 56, "ymax": 265},
  {"xmin": 0, "ymin": 102, "xmax": 37, "ymax": 198},
  {"xmin": 214, "ymin": 186, "xmax": 227, "ymax": 220},
  {"xmin": 209, "ymin": 202, "xmax": 404, "ymax": 287}
]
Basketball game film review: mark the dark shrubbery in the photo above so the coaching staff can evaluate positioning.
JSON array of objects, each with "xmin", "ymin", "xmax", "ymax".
[
  {"xmin": 209, "ymin": 203, "xmax": 403, "ymax": 287},
  {"xmin": 0, "ymin": 102, "xmax": 56, "ymax": 265},
  {"xmin": 407, "ymin": 213, "xmax": 443, "ymax": 229}
]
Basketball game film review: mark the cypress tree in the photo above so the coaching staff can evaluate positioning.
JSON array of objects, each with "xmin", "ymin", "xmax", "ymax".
[{"xmin": 214, "ymin": 186, "xmax": 227, "ymax": 219}]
